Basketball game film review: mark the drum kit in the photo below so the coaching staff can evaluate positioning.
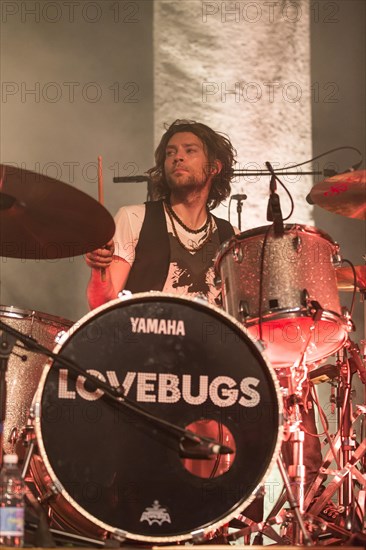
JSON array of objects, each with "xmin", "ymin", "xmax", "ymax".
[{"xmin": 0, "ymin": 163, "xmax": 365, "ymax": 546}]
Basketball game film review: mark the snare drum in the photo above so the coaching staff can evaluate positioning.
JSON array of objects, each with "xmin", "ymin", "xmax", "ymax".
[
  {"xmin": 0, "ymin": 306, "xmax": 72, "ymax": 455},
  {"xmin": 215, "ymin": 225, "xmax": 350, "ymax": 368},
  {"xmin": 30, "ymin": 293, "xmax": 282, "ymax": 543}
]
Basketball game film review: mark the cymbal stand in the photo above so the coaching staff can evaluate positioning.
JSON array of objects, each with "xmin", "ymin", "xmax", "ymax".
[
  {"xmin": 227, "ymin": 362, "xmax": 313, "ymax": 545},
  {"xmin": 281, "ymin": 362, "xmax": 313, "ymax": 544},
  {"xmin": 0, "ymin": 329, "xmax": 17, "ymax": 466},
  {"xmin": 304, "ymin": 342, "xmax": 366, "ymax": 532},
  {"xmin": 336, "ymin": 347, "xmax": 355, "ymax": 529}
]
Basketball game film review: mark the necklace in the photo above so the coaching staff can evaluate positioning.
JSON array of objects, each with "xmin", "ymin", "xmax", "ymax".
[
  {"xmin": 164, "ymin": 201, "xmax": 211, "ymax": 234},
  {"xmin": 165, "ymin": 203, "xmax": 213, "ymax": 252}
]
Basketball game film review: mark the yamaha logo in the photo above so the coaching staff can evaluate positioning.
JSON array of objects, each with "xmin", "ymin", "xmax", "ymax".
[{"xmin": 130, "ymin": 316, "xmax": 185, "ymax": 336}]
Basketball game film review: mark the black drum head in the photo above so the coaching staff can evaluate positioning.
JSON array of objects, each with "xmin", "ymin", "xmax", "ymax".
[{"xmin": 35, "ymin": 294, "xmax": 281, "ymax": 542}]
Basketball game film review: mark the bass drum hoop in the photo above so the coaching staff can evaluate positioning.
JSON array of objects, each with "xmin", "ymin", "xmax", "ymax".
[
  {"xmin": 32, "ymin": 292, "xmax": 283, "ymax": 544},
  {"xmin": 0, "ymin": 304, "xmax": 72, "ymax": 328}
]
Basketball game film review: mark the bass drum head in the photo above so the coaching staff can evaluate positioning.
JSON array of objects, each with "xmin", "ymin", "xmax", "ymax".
[{"xmin": 33, "ymin": 293, "xmax": 282, "ymax": 543}]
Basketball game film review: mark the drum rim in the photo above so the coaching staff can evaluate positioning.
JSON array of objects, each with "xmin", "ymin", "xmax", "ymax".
[
  {"xmin": 0, "ymin": 304, "xmax": 73, "ymax": 328},
  {"xmin": 32, "ymin": 292, "xmax": 283, "ymax": 543},
  {"xmin": 245, "ymin": 309, "xmax": 349, "ymax": 368},
  {"xmin": 214, "ymin": 223, "xmax": 337, "ymax": 269},
  {"xmin": 237, "ymin": 223, "xmax": 336, "ymax": 242}
]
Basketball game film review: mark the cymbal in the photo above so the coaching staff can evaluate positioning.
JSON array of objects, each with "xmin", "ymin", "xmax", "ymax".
[
  {"xmin": 308, "ymin": 169, "xmax": 366, "ymax": 220},
  {"xmin": 336, "ymin": 265, "xmax": 366, "ymax": 292},
  {"xmin": 0, "ymin": 164, "xmax": 115, "ymax": 259}
]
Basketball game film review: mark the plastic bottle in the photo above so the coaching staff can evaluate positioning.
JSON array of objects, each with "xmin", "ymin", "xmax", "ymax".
[{"xmin": 0, "ymin": 454, "xmax": 25, "ymax": 547}]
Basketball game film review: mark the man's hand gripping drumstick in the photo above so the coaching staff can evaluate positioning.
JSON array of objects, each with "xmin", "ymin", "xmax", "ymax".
[{"xmin": 85, "ymin": 156, "xmax": 117, "ymax": 308}]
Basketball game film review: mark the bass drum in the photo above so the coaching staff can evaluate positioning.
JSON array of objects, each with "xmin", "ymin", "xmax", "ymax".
[
  {"xmin": 30, "ymin": 293, "xmax": 282, "ymax": 544},
  {"xmin": 0, "ymin": 305, "xmax": 72, "ymax": 456}
]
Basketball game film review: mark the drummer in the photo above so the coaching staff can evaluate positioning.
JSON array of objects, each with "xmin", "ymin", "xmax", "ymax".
[
  {"xmin": 85, "ymin": 119, "xmax": 236, "ymax": 308},
  {"xmin": 85, "ymin": 119, "xmax": 339, "ymax": 526}
]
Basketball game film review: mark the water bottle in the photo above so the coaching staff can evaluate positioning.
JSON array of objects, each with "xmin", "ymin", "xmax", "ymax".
[{"xmin": 0, "ymin": 454, "xmax": 25, "ymax": 547}]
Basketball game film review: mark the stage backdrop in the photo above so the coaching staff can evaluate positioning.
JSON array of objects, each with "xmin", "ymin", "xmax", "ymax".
[{"xmin": 0, "ymin": 0, "xmax": 365, "ymax": 533}]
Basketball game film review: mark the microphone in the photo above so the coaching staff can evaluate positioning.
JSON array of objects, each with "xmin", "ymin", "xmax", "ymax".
[
  {"xmin": 179, "ymin": 436, "xmax": 234, "ymax": 459},
  {"xmin": 266, "ymin": 168, "xmax": 284, "ymax": 236},
  {"xmin": 231, "ymin": 194, "xmax": 247, "ymax": 200},
  {"xmin": 306, "ymin": 193, "xmax": 314, "ymax": 205}
]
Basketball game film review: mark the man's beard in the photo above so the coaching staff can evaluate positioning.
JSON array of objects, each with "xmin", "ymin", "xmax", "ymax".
[{"xmin": 166, "ymin": 170, "xmax": 209, "ymax": 194}]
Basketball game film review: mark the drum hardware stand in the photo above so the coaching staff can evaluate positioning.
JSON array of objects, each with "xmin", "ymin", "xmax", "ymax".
[
  {"xmin": 227, "ymin": 411, "xmax": 362, "ymax": 545},
  {"xmin": 0, "ymin": 326, "xmax": 58, "ymax": 546},
  {"xmin": 279, "ymin": 363, "xmax": 313, "ymax": 544},
  {"xmin": 231, "ymin": 194, "xmax": 247, "ymax": 231},
  {"xmin": 303, "ymin": 347, "xmax": 366, "ymax": 533},
  {"xmin": 0, "ymin": 328, "xmax": 17, "ymax": 466},
  {"xmin": 227, "ymin": 363, "xmax": 316, "ymax": 546},
  {"xmin": 337, "ymin": 348, "xmax": 356, "ymax": 528},
  {"xmin": 306, "ymin": 438, "xmax": 366, "ymax": 523},
  {"xmin": 228, "ymin": 351, "xmax": 366, "ymax": 546},
  {"xmin": 227, "ymin": 454, "xmax": 314, "ymax": 546},
  {"xmin": 25, "ymin": 521, "xmax": 106, "ymax": 548}
]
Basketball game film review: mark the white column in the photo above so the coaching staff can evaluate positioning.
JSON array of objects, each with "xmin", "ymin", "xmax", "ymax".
[{"xmin": 154, "ymin": 0, "xmax": 313, "ymax": 228}]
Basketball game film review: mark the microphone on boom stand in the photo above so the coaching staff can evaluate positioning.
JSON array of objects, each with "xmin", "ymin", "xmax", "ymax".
[
  {"xmin": 266, "ymin": 163, "xmax": 284, "ymax": 236},
  {"xmin": 231, "ymin": 194, "xmax": 247, "ymax": 231}
]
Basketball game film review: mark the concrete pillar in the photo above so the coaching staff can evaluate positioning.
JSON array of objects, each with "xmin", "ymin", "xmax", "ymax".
[{"xmin": 154, "ymin": 0, "xmax": 313, "ymax": 228}]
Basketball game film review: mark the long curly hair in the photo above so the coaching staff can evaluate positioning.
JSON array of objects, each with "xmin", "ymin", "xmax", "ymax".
[{"xmin": 148, "ymin": 120, "xmax": 236, "ymax": 210}]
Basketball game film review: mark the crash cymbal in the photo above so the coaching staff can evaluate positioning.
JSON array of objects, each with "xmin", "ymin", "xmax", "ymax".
[
  {"xmin": 0, "ymin": 164, "xmax": 115, "ymax": 259},
  {"xmin": 336, "ymin": 265, "xmax": 366, "ymax": 292},
  {"xmin": 308, "ymin": 169, "xmax": 366, "ymax": 220}
]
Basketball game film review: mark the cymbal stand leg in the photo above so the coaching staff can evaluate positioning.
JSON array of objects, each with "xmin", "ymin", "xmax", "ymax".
[
  {"xmin": 360, "ymin": 288, "xmax": 366, "ymax": 471},
  {"xmin": 337, "ymin": 353, "xmax": 355, "ymax": 528},
  {"xmin": 277, "ymin": 454, "xmax": 312, "ymax": 546},
  {"xmin": 0, "ymin": 330, "xmax": 17, "ymax": 466},
  {"xmin": 280, "ymin": 364, "xmax": 313, "ymax": 544}
]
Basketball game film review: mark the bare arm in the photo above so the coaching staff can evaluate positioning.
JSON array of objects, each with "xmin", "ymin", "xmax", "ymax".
[{"xmin": 85, "ymin": 240, "xmax": 132, "ymax": 309}]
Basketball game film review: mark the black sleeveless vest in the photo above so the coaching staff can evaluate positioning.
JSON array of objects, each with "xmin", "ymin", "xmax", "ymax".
[{"xmin": 125, "ymin": 200, "xmax": 234, "ymax": 293}]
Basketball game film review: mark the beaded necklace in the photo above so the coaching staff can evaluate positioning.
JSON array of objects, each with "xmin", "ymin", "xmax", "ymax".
[
  {"xmin": 164, "ymin": 201, "xmax": 211, "ymax": 234},
  {"xmin": 164, "ymin": 202, "xmax": 213, "ymax": 252}
]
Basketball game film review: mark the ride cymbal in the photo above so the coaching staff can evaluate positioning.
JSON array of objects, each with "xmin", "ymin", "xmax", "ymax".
[
  {"xmin": 308, "ymin": 169, "xmax": 366, "ymax": 220},
  {"xmin": 0, "ymin": 164, "xmax": 115, "ymax": 259}
]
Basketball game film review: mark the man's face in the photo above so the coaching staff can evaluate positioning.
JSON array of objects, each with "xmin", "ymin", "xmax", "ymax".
[{"xmin": 164, "ymin": 132, "xmax": 213, "ymax": 193}]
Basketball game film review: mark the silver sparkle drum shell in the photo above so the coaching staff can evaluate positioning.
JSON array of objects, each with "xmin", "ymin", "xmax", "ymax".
[
  {"xmin": 30, "ymin": 293, "xmax": 282, "ymax": 544},
  {"xmin": 0, "ymin": 306, "xmax": 72, "ymax": 456},
  {"xmin": 215, "ymin": 225, "xmax": 349, "ymax": 368}
]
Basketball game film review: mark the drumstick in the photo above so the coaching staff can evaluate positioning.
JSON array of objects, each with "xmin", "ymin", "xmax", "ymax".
[{"xmin": 98, "ymin": 155, "xmax": 106, "ymax": 282}]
